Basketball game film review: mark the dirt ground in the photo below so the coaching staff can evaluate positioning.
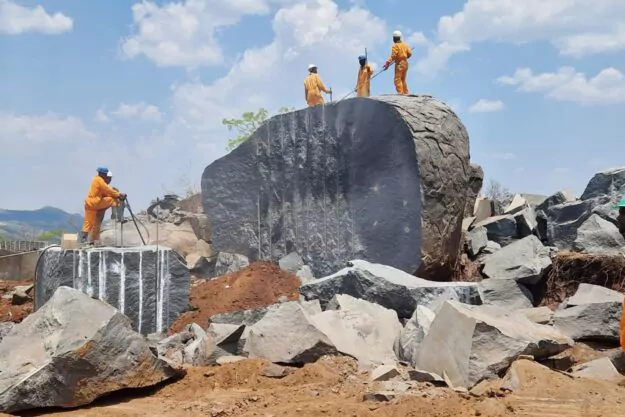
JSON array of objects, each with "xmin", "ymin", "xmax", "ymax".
[
  {"xmin": 14, "ymin": 356, "xmax": 625, "ymax": 417},
  {"xmin": 169, "ymin": 262, "xmax": 300, "ymax": 334},
  {"xmin": 0, "ymin": 280, "xmax": 33, "ymax": 323}
]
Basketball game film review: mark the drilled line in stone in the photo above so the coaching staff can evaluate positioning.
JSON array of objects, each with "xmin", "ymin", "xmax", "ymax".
[
  {"xmin": 119, "ymin": 252, "xmax": 125, "ymax": 314},
  {"xmin": 138, "ymin": 251, "xmax": 143, "ymax": 334}
]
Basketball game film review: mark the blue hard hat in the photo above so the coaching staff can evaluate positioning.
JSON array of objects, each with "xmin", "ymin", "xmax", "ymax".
[
  {"xmin": 358, "ymin": 55, "xmax": 366, "ymax": 61},
  {"xmin": 96, "ymin": 167, "xmax": 109, "ymax": 174}
]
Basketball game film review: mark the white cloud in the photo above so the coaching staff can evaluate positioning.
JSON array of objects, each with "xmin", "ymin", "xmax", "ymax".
[
  {"xmin": 168, "ymin": 0, "xmax": 387, "ymax": 143},
  {"xmin": 0, "ymin": 112, "xmax": 93, "ymax": 146},
  {"xmin": 468, "ymin": 99, "xmax": 504, "ymax": 113},
  {"xmin": 497, "ymin": 66, "xmax": 625, "ymax": 105},
  {"xmin": 416, "ymin": 0, "xmax": 625, "ymax": 76},
  {"xmin": 94, "ymin": 108, "xmax": 110, "ymax": 123},
  {"xmin": 406, "ymin": 31, "xmax": 429, "ymax": 46},
  {"xmin": 106, "ymin": 102, "xmax": 163, "ymax": 122},
  {"xmin": 119, "ymin": 0, "xmax": 289, "ymax": 67},
  {"xmin": 0, "ymin": 0, "xmax": 73, "ymax": 35}
]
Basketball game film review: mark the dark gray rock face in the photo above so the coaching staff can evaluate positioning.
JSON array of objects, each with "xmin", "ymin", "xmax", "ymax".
[
  {"xmin": 573, "ymin": 214, "xmax": 625, "ymax": 255},
  {"xmin": 34, "ymin": 246, "xmax": 190, "ymax": 335},
  {"xmin": 472, "ymin": 215, "xmax": 517, "ymax": 246},
  {"xmin": 581, "ymin": 167, "xmax": 625, "ymax": 200},
  {"xmin": 465, "ymin": 163, "xmax": 484, "ymax": 217},
  {"xmin": 201, "ymin": 95, "xmax": 470, "ymax": 279},
  {"xmin": 0, "ymin": 286, "xmax": 180, "ymax": 413}
]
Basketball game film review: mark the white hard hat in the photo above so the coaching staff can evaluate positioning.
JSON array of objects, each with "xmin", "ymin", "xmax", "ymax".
[
  {"xmin": 393, "ymin": 30, "xmax": 402, "ymax": 38},
  {"xmin": 107, "ymin": 171, "xmax": 113, "ymax": 177},
  {"xmin": 308, "ymin": 64, "xmax": 317, "ymax": 70}
]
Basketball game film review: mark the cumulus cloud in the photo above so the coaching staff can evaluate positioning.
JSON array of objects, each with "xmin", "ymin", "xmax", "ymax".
[
  {"xmin": 497, "ymin": 66, "xmax": 625, "ymax": 105},
  {"xmin": 416, "ymin": 0, "xmax": 625, "ymax": 76},
  {"xmin": 119, "ymin": 0, "xmax": 293, "ymax": 67},
  {"xmin": 0, "ymin": 0, "xmax": 73, "ymax": 35},
  {"xmin": 95, "ymin": 102, "xmax": 164, "ymax": 122},
  {"xmin": 0, "ymin": 112, "xmax": 93, "ymax": 147},
  {"xmin": 468, "ymin": 99, "xmax": 504, "ymax": 113}
]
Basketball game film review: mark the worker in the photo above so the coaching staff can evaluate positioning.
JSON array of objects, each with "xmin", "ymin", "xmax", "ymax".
[
  {"xmin": 304, "ymin": 64, "xmax": 331, "ymax": 107},
  {"xmin": 80, "ymin": 167, "xmax": 126, "ymax": 244},
  {"xmin": 383, "ymin": 30, "xmax": 412, "ymax": 94},
  {"xmin": 356, "ymin": 55, "xmax": 373, "ymax": 97}
]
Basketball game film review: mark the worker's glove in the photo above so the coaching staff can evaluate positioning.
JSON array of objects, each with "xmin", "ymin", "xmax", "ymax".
[
  {"xmin": 383, "ymin": 63, "xmax": 390, "ymax": 71},
  {"xmin": 119, "ymin": 193, "xmax": 127, "ymax": 200}
]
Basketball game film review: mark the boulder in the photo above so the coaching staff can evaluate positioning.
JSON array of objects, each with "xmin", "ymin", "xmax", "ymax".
[
  {"xmin": 243, "ymin": 301, "xmax": 337, "ymax": 363},
  {"xmin": 396, "ymin": 305, "xmax": 435, "ymax": 365},
  {"xmin": 466, "ymin": 226, "xmax": 488, "ymax": 257},
  {"xmin": 553, "ymin": 284, "xmax": 624, "ymax": 342},
  {"xmin": 415, "ymin": 301, "xmax": 573, "ymax": 388},
  {"xmin": 481, "ymin": 235, "xmax": 552, "ymax": 285},
  {"xmin": 214, "ymin": 252, "xmax": 249, "ymax": 276},
  {"xmin": 278, "ymin": 252, "xmax": 304, "ymax": 273},
  {"xmin": 34, "ymin": 246, "xmax": 189, "ymax": 335},
  {"xmin": 580, "ymin": 167, "xmax": 625, "ymax": 201},
  {"xmin": 299, "ymin": 260, "xmax": 479, "ymax": 319},
  {"xmin": 101, "ymin": 219, "xmax": 200, "ymax": 258},
  {"xmin": 0, "ymin": 287, "xmax": 179, "ymax": 413},
  {"xmin": 535, "ymin": 190, "xmax": 576, "ymax": 213},
  {"xmin": 296, "ymin": 265, "xmax": 315, "ymax": 284},
  {"xmin": 513, "ymin": 207, "xmax": 537, "ymax": 238},
  {"xmin": 201, "ymin": 95, "xmax": 471, "ymax": 280},
  {"xmin": 477, "ymin": 279, "xmax": 533, "ymax": 310},
  {"xmin": 541, "ymin": 198, "xmax": 605, "ymax": 249},
  {"xmin": 482, "ymin": 240, "xmax": 501, "ymax": 255},
  {"xmin": 572, "ymin": 214, "xmax": 625, "ymax": 255},
  {"xmin": 472, "ymin": 215, "xmax": 517, "ymax": 245},
  {"xmin": 464, "ymin": 163, "xmax": 484, "ymax": 217},
  {"xmin": 371, "ymin": 365, "xmax": 401, "ymax": 381},
  {"xmin": 308, "ymin": 294, "xmax": 402, "ymax": 367}
]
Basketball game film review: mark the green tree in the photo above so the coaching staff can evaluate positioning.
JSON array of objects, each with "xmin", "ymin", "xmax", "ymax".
[{"xmin": 223, "ymin": 107, "xmax": 295, "ymax": 151}]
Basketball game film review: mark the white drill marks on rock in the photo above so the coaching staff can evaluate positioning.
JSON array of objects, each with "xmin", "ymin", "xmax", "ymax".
[
  {"xmin": 156, "ymin": 249, "xmax": 166, "ymax": 333},
  {"xmin": 138, "ymin": 251, "xmax": 143, "ymax": 334},
  {"xmin": 98, "ymin": 252, "xmax": 107, "ymax": 301},
  {"xmin": 119, "ymin": 252, "xmax": 126, "ymax": 314},
  {"xmin": 77, "ymin": 250, "xmax": 84, "ymax": 293},
  {"xmin": 86, "ymin": 251, "xmax": 93, "ymax": 297}
]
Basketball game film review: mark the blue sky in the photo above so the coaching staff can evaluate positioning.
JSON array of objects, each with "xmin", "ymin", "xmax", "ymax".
[{"xmin": 1, "ymin": 0, "xmax": 625, "ymax": 214}]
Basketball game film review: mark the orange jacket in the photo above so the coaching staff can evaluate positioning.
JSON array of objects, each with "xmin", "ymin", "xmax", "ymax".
[
  {"xmin": 304, "ymin": 73, "xmax": 329, "ymax": 102},
  {"xmin": 385, "ymin": 42, "xmax": 412, "ymax": 66},
  {"xmin": 85, "ymin": 175, "xmax": 120, "ymax": 207},
  {"xmin": 356, "ymin": 64, "xmax": 373, "ymax": 97}
]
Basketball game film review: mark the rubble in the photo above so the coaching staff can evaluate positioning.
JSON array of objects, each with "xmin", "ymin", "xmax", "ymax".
[
  {"xmin": 0, "ymin": 287, "xmax": 180, "ymax": 413},
  {"xmin": 572, "ymin": 214, "xmax": 625, "ymax": 255},
  {"xmin": 553, "ymin": 283, "xmax": 623, "ymax": 341},
  {"xmin": 466, "ymin": 226, "xmax": 488, "ymax": 257},
  {"xmin": 214, "ymin": 252, "xmax": 250, "ymax": 276},
  {"xmin": 571, "ymin": 357, "xmax": 622, "ymax": 382},
  {"xmin": 481, "ymin": 235, "xmax": 552, "ymax": 285},
  {"xmin": 477, "ymin": 278, "xmax": 534, "ymax": 310},
  {"xmin": 472, "ymin": 215, "xmax": 517, "ymax": 245}
]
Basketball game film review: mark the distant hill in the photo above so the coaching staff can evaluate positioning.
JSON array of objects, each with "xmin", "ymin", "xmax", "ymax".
[{"xmin": 0, "ymin": 206, "xmax": 83, "ymax": 241}]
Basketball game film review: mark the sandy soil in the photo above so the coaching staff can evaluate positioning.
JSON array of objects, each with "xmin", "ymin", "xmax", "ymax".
[
  {"xmin": 0, "ymin": 280, "xmax": 33, "ymax": 323},
  {"xmin": 169, "ymin": 262, "xmax": 300, "ymax": 334},
  {"xmin": 13, "ymin": 356, "xmax": 625, "ymax": 417}
]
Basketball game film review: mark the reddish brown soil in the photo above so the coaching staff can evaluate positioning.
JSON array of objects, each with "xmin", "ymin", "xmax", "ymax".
[
  {"xmin": 169, "ymin": 262, "xmax": 300, "ymax": 334},
  {"xmin": 0, "ymin": 280, "xmax": 34, "ymax": 323},
  {"xmin": 542, "ymin": 252, "xmax": 625, "ymax": 307}
]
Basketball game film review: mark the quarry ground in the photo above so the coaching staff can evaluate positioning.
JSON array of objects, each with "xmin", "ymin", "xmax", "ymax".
[
  {"xmin": 13, "ymin": 356, "xmax": 625, "ymax": 417},
  {"xmin": 3, "ymin": 258, "xmax": 625, "ymax": 417}
]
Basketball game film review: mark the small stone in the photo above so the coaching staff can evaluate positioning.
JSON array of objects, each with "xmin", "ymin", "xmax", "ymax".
[
  {"xmin": 363, "ymin": 391, "xmax": 396, "ymax": 402},
  {"xmin": 262, "ymin": 363, "xmax": 289, "ymax": 379},
  {"xmin": 370, "ymin": 365, "xmax": 401, "ymax": 382}
]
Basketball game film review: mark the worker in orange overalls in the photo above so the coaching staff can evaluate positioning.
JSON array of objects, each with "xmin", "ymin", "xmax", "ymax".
[
  {"xmin": 304, "ymin": 64, "xmax": 332, "ymax": 107},
  {"xmin": 383, "ymin": 30, "xmax": 412, "ymax": 94},
  {"xmin": 80, "ymin": 167, "xmax": 126, "ymax": 244},
  {"xmin": 356, "ymin": 55, "xmax": 373, "ymax": 97}
]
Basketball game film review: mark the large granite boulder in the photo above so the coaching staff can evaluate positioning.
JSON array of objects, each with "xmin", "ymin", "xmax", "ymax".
[
  {"xmin": 0, "ymin": 286, "xmax": 180, "ymax": 413},
  {"xmin": 201, "ymin": 95, "xmax": 470, "ymax": 279},
  {"xmin": 573, "ymin": 213, "xmax": 625, "ymax": 255},
  {"xmin": 34, "ymin": 246, "xmax": 190, "ymax": 334}
]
